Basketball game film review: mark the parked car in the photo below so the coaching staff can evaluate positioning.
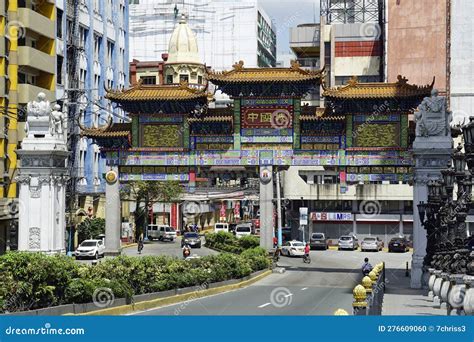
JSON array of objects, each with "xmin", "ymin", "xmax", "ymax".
[
  {"xmin": 361, "ymin": 237, "xmax": 383, "ymax": 252},
  {"xmin": 310, "ymin": 232, "xmax": 328, "ymax": 250},
  {"xmin": 181, "ymin": 232, "xmax": 202, "ymax": 248},
  {"xmin": 388, "ymin": 237, "xmax": 410, "ymax": 253},
  {"xmin": 147, "ymin": 224, "xmax": 159, "ymax": 240},
  {"xmin": 235, "ymin": 223, "xmax": 252, "ymax": 238},
  {"xmin": 75, "ymin": 239, "xmax": 105, "ymax": 260},
  {"xmin": 281, "ymin": 240, "xmax": 305, "ymax": 257},
  {"xmin": 214, "ymin": 223, "xmax": 229, "ymax": 233},
  {"xmin": 157, "ymin": 225, "xmax": 177, "ymax": 241},
  {"xmin": 338, "ymin": 235, "xmax": 359, "ymax": 250}
]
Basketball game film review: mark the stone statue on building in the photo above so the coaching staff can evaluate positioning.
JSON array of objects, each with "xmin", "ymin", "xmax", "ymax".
[
  {"xmin": 50, "ymin": 104, "xmax": 67, "ymax": 141},
  {"xmin": 414, "ymin": 89, "xmax": 452, "ymax": 137},
  {"xmin": 25, "ymin": 92, "xmax": 52, "ymax": 138}
]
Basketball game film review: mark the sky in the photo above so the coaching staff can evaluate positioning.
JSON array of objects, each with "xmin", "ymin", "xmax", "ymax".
[{"xmin": 259, "ymin": 0, "xmax": 320, "ymax": 56}]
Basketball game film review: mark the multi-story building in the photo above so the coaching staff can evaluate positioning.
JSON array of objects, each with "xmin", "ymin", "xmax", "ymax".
[
  {"xmin": 282, "ymin": 0, "xmax": 418, "ymax": 245},
  {"xmin": 129, "ymin": 0, "xmax": 276, "ymax": 70},
  {"xmin": 386, "ymin": 0, "xmax": 473, "ymax": 125},
  {"xmin": 0, "ymin": 0, "xmax": 57, "ymax": 253},
  {"xmin": 57, "ymin": 0, "xmax": 129, "ymax": 218},
  {"xmin": 289, "ymin": 23, "xmax": 321, "ymax": 105},
  {"xmin": 320, "ymin": 0, "xmax": 384, "ymax": 87}
]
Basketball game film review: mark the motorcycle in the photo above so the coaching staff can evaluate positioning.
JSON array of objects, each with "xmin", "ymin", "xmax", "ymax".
[
  {"xmin": 183, "ymin": 247, "xmax": 191, "ymax": 259},
  {"xmin": 303, "ymin": 254, "xmax": 311, "ymax": 264}
]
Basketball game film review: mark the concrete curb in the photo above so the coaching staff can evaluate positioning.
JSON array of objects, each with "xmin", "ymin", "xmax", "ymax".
[
  {"xmin": 73, "ymin": 269, "xmax": 272, "ymax": 316},
  {"xmin": 121, "ymin": 243, "xmax": 137, "ymax": 250}
]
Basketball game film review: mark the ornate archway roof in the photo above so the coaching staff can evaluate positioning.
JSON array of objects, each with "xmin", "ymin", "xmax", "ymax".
[
  {"xmin": 322, "ymin": 75, "xmax": 435, "ymax": 99},
  {"xmin": 207, "ymin": 60, "xmax": 324, "ymax": 84}
]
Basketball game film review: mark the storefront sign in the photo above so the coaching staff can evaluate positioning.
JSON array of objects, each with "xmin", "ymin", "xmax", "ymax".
[
  {"xmin": 310, "ymin": 212, "xmax": 353, "ymax": 221},
  {"xmin": 299, "ymin": 207, "xmax": 308, "ymax": 225}
]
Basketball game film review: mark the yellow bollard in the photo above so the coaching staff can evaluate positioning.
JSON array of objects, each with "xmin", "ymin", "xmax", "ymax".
[
  {"xmin": 368, "ymin": 270, "xmax": 378, "ymax": 282},
  {"xmin": 362, "ymin": 276, "xmax": 373, "ymax": 294},
  {"xmin": 334, "ymin": 308, "xmax": 349, "ymax": 315},
  {"xmin": 353, "ymin": 284, "xmax": 368, "ymax": 309}
]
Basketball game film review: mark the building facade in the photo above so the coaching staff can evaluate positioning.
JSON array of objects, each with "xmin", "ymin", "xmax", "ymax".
[
  {"xmin": 320, "ymin": 0, "xmax": 384, "ymax": 87},
  {"xmin": 129, "ymin": 0, "xmax": 276, "ymax": 70},
  {"xmin": 386, "ymin": 0, "xmax": 447, "ymax": 94},
  {"xmin": 386, "ymin": 0, "xmax": 474, "ymax": 125},
  {"xmin": 0, "ymin": 0, "xmax": 57, "ymax": 253},
  {"xmin": 58, "ymin": 0, "xmax": 129, "ymax": 217}
]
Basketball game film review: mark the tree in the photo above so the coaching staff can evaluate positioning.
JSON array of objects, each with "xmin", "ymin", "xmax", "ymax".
[
  {"xmin": 76, "ymin": 218, "xmax": 105, "ymax": 243},
  {"xmin": 120, "ymin": 181, "xmax": 183, "ymax": 239}
]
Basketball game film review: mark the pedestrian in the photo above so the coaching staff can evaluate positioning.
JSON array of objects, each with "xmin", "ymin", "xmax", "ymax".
[
  {"xmin": 273, "ymin": 236, "xmax": 278, "ymax": 248},
  {"xmin": 362, "ymin": 257, "xmax": 373, "ymax": 276}
]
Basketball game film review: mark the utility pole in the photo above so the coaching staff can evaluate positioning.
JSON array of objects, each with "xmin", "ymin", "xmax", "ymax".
[
  {"xmin": 275, "ymin": 169, "xmax": 283, "ymax": 246},
  {"xmin": 65, "ymin": 0, "xmax": 84, "ymax": 254}
]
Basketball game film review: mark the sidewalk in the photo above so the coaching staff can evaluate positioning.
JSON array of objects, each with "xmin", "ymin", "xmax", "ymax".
[{"xmin": 382, "ymin": 268, "xmax": 444, "ymax": 315}]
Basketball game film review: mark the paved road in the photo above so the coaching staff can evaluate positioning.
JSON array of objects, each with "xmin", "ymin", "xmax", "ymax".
[
  {"xmin": 122, "ymin": 237, "xmax": 218, "ymax": 259},
  {"xmin": 131, "ymin": 249, "xmax": 412, "ymax": 315},
  {"xmin": 75, "ymin": 236, "xmax": 217, "ymax": 264}
]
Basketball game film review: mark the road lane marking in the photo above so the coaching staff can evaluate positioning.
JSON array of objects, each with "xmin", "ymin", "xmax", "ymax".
[
  {"xmin": 301, "ymin": 287, "xmax": 308, "ymax": 291},
  {"xmin": 258, "ymin": 302, "xmax": 271, "ymax": 308},
  {"xmin": 284, "ymin": 293, "xmax": 293, "ymax": 298}
]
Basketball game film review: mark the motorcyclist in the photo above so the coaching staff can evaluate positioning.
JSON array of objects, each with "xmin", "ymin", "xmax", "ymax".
[
  {"xmin": 303, "ymin": 242, "xmax": 311, "ymax": 262},
  {"xmin": 182, "ymin": 243, "xmax": 191, "ymax": 259},
  {"xmin": 137, "ymin": 235, "xmax": 144, "ymax": 254},
  {"xmin": 362, "ymin": 257, "xmax": 373, "ymax": 276}
]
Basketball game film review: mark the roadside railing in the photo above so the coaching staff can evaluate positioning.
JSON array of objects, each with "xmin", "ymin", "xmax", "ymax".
[{"xmin": 352, "ymin": 262, "xmax": 385, "ymax": 315}]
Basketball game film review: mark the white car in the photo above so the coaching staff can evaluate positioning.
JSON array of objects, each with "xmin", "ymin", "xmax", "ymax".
[
  {"xmin": 214, "ymin": 223, "xmax": 229, "ymax": 233},
  {"xmin": 75, "ymin": 239, "xmax": 105, "ymax": 260},
  {"xmin": 361, "ymin": 237, "xmax": 383, "ymax": 252},
  {"xmin": 157, "ymin": 225, "xmax": 177, "ymax": 241},
  {"xmin": 338, "ymin": 235, "xmax": 359, "ymax": 250},
  {"xmin": 234, "ymin": 224, "xmax": 252, "ymax": 238},
  {"xmin": 281, "ymin": 240, "xmax": 306, "ymax": 257}
]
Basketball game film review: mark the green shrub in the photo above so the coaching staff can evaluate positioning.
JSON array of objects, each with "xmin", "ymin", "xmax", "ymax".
[{"xmin": 0, "ymin": 247, "xmax": 270, "ymax": 313}]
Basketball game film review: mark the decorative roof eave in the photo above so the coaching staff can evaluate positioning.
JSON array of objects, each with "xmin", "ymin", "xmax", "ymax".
[
  {"xmin": 300, "ymin": 115, "xmax": 345, "ymax": 121},
  {"xmin": 188, "ymin": 116, "xmax": 233, "ymax": 123},
  {"xmin": 207, "ymin": 60, "xmax": 325, "ymax": 85},
  {"xmin": 322, "ymin": 75, "xmax": 435, "ymax": 99},
  {"xmin": 80, "ymin": 118, "xmax": 131, "ymax": 140},
  {"xmin": 105, "ymin": 80, "xmax": 211, "ymax": 103}
]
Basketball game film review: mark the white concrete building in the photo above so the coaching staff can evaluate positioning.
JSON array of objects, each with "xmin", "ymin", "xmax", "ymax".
[
  {"xmin": 129, "ymin": 0, "xmax": 276, "ymax": 70},
  {"xmin": 450, "ymin": 0, "xmax": 474, "ymax": 125}
]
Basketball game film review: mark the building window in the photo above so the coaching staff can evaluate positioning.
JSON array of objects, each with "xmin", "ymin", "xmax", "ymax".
[
  {"xmin": 57, "ymin": 9, "xmax": 63, "ymax": 39},
  {"xmin": 140, "ymin": 76, "xmax": 156, "ymax": 85},
  {"xmin": 198, "ymin": 75, "xmax": 203, "ymax": 84},
  {"xmin": 179, "ymin": 74, "xmax": 189, "ymax": 83},
  {"xmin": 106, "ymin": 40, "xmax": 114, "ymax": 66},
  {"xmin": 166, "ymin": 75, "xmax": 173, "ymax": 84},
  {"xmin": 57, "ymin": 56, "xmax": 63, "ymax": 85}
]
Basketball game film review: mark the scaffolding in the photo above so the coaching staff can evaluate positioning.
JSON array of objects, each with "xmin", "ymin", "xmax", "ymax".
[{"xmin": 320, "ymin": 0, "xmax": 381, "ymax": 24}]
